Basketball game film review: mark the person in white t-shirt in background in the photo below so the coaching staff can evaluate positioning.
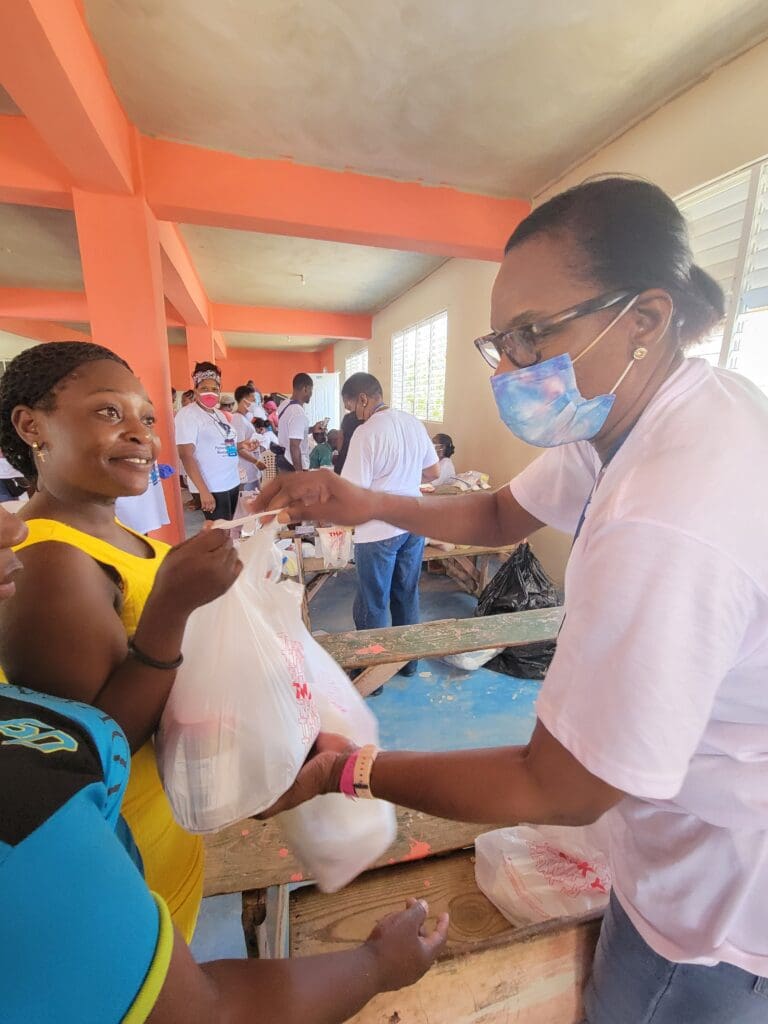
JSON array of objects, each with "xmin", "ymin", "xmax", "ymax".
[
  {"xmin": 427, "ymin": 433, "xmax": 457, "ymax": 487},
  {"xmin": 256, "ymin": 177, "xmax": 768, "ymax": 1023},
  {"xmin": 277, "ymin": 373, "xmax": 324, "ymax": 471},
  {"xmin": 341, "ymin": 373, "xmax": 439, "ymax": 679},
  {"xmin": 245, "ymin": 379, "xmax": 268, "ymax": 421},
  {"xmin": 231, "ymin": 385, "xmax": 263, "ymax": 493},
  {"xmin": 174, "ymin": 361, "xmax": 241, "ymax": 520},
  {"xmin": 115, "ymin": 461, "xmax": 171, "ymax": 534}
]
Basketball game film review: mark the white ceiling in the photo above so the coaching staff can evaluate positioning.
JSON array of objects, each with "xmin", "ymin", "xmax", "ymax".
[
  {"xmin": 0, "ymin": 204, "xmax": 83, "ymax": 290},
  {"xmin": 84, "ymin": 0, "xmax": 768, "ymax": 197},
  {"xmin": 179, "ymin": 225, "xmax": 444, "ymax": 312}
]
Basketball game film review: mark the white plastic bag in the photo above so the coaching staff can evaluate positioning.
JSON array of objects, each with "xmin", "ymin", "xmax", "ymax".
[
  {"xmin": 276, "ymin": 584, "xmax": 396, "ymax": 891},
  {"xmin": 315, "ymin": 526, "xmax": 353, "ymax": 569},
  {"xmin": 475, "ymin": 821, "xmax": 611, "ymax": 926},
  {"xmin": 157, "ymin": 524, "xmax": 321, "ymax": 833},
  {"xmin": 442, "ymin": 648, "xmax": 502, "ymax": 671}
]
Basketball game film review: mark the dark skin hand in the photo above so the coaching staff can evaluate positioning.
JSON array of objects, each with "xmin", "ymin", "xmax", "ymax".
[
  {"xmin": 149, "ymin": 898, "xmax": 448, "ymax": 1024},
  {"xmin": 0, "ymin": 360, "xmax": 242, "ymax": 750}
]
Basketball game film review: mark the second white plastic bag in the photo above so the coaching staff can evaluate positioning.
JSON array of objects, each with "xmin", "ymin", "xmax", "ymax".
[{"xmin": 276, "ymin": 579, "xmax": 397, "ymax": 892}]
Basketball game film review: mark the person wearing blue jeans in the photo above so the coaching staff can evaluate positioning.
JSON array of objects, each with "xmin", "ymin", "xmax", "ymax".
[
  {"xmin": 340, "ymin": 372, "xmax": 439, "ymax": 681},
  {"xmin": 582, "ymin": 892, "xmax": 768, "ymax": 1023},
  {"xmin": 353, "ymin": 531, "xmax": 426, "ymax": 674}
]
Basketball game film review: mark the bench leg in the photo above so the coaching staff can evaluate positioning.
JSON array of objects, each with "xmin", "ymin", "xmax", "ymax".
[
  {"xmin": 241, "ymin": 887, "xmax": 267, "ymax": 959},
  {"xmin": 354, "ymin": 661, "xmax": 407, "ymax": 698}
]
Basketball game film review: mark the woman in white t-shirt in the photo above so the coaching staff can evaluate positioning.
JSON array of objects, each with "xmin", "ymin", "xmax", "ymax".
[
  {"xmin": 258, "ymin": 178, "xmax": 768, "ymax": 1023},
  {"xmin": 430, "ymin": 433, "xmax": 456, "ymax": 487},
  {"xmin": 174, "ymin": 362, "xmax": 240, "ymax": 521}
]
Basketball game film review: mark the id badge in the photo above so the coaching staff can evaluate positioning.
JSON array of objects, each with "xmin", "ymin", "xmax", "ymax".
[{"xmin": 225, "ymin": 437, "xmax": 237, "ymax": 458}]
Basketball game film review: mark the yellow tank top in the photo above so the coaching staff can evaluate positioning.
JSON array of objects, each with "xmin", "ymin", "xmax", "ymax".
[{"xmin": 5, "ymin": 518, "xmax": 204, "ymax": 942}]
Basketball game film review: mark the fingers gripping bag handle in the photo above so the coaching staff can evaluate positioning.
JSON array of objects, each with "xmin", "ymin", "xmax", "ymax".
[{"xmin": 156, "ymin": 519, "xmax": 320, "ymax": 833}]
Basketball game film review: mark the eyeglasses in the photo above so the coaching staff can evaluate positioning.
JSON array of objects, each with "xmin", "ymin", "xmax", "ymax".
[{"xmin": 474, "ymin": 289, "xmax": 634, "ymax": 369}]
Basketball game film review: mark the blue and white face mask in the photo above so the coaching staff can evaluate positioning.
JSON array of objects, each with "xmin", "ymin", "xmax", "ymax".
[{"xmin": 491, "ymin": 295, "xmax": 641, "ymax": 448}]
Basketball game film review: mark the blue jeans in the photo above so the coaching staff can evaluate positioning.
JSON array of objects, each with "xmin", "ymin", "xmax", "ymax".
[
  {"xmin": 353, "ymin": 532, "xmax": 425, "ymax": 631},
  {"xmin": 583, "ymin": 892, "xmax": 768, "ymax": 1023}
]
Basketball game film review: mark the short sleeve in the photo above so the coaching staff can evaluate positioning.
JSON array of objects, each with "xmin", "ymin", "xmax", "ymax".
[
  {"xmin": 2, "ymin": 799, "xmax": 171, "ymax": 1024},
  {"xmin": 285, "ymin": 406, "xmax": 306, "ymax": 441},
  {"xmin": 509, "ymin": 442, "xmax": 599, "ymax": 533},
  {"xmin": 421, "ymin": 427, "xmax": 438, "ymax": 470},
  {"xmin": 174, "ymin": 409, "xmax": 199, "ymax": 448},
  {"xmin": 538, "ymin": 520, "xmax": 754, "ymax": 799},
  {"xmin": 232, "ymin": 415, "xmax": 255, "ymax": 444},
  {"xmin": 341, "ymin": 427, "xmax": 374, "ymax": 489}
]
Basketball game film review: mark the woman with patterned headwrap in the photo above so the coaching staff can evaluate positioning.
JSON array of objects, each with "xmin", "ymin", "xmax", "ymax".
[{"xmin": 174, "ymin": 361, "xmax": 241, "ymax": 521}]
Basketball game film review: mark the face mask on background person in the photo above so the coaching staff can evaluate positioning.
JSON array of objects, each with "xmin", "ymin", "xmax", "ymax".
[{"xmin": 491, "ymin": 295, "xmax": 642, "ymax": 447}]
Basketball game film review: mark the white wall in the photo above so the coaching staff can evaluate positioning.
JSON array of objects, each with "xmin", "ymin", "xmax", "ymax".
[
  {"xmin": 0, "ymin": 333, "xmax": 35, "ymax": 360},
  {"xmin": 336, "ymin": 260, "xmax": 573, "ymax": 584}
]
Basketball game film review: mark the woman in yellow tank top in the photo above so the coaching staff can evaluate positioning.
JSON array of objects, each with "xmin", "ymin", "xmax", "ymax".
[{"xmin": 0, "ymin": 342, "xmax": 242, "ymax": 941}]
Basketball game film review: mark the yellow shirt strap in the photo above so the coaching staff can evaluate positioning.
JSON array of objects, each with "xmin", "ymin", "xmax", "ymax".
[{"xmin": 122, "ymin": 893, "xmax": 175, "ymax": 1024}]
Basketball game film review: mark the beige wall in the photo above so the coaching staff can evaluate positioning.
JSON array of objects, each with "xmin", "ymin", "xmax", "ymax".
[
  {"xmin": 537, "ymin": 36, "xmax": 768, "ymax": 201},
  {"xmin": 336, "ymin": 260, "xmax": 573, "ymax": 585},
  {"xmin": 0, "ymin": 333, "xmax": 35, "ymax": 361}
]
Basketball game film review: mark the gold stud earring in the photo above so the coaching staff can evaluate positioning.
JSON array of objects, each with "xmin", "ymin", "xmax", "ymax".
[
  {"xmin": 633, "ymin": 347, "xmax": 648, "ymax": 361},
  {"xmin": 31, "ymin": 441, "xmax": 47, "ymax": 462}
]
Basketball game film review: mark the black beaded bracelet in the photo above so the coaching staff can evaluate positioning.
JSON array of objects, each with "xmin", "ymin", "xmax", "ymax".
[{"xmin": 127, "ymin": 638, "xmax": 183, "ymax": 671}]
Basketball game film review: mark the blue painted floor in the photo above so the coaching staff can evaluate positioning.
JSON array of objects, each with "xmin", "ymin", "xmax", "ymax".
[{"xmin": 190, "ymin": 562, "xmax": 540, "ymax": 962}]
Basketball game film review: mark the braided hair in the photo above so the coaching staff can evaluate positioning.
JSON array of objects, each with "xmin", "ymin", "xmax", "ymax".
[{"xmin": 0, "ymin": 341, "xmax": 130, "ymax": 478}]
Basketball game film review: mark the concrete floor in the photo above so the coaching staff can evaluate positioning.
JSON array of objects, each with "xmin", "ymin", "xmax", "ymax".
[{"xmin": 189, "ymin": 560, "xmax": 540, "ymax": 962}]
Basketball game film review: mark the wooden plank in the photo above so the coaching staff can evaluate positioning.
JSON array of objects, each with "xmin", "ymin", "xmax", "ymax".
[
  {"xmin": 354, "ymin": 661, "xmax": 405, "ymax": 697},
  {"xmin": 345, "ymin": 916, "xmax": 599, "ymax": 1023},
  {"xmin": 203, "ymin": 808, "xmax": 495, "ymax": 896},
  {"xmin": 290, "ymin": 849, "xmax": 600, "ymax": 1024},
  {"xmin": 318, "ymin": 607, "xmax": 563, "ymax": 669},
  {"xmin": 301, "ymin": 543, "xmax": 518, "ymax": 575}
]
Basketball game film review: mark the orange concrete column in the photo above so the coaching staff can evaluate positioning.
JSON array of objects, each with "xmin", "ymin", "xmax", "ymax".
[
  {"xmin": 72, "ymin": 189, "xmax": 184, "ymax": 543},
  {"xmin": 185, "ymin": 324, "xmax": 216, "ymax": 380}
]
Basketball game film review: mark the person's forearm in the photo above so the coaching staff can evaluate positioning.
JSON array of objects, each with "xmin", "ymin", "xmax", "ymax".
[
  {"xmin": 178, "ymin": 450, "xmax": 209, "ymax": 495},
  {"xmin": 92, "ymin": 597, "xmax": 188, "ymax": 752},
  {"xmin": 238, "ymin": 448, "xmax": 262, "ymax": 466},
  {"xmin": 376, "ymin": 490, "xmax": 511, "ymax": 546},
  {"xmin": 203, "ymin": 944, "xmax": 384, "ymax": 1024},
  {"xmin": 290, "ymin": 439, "xmax": 303, "ymax": 469},
  {"xmin": 367, "ymin": 747, "xmax": 596, "ymax": 827}
]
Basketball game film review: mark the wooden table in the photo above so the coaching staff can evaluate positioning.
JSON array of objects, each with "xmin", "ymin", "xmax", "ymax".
[{"xmin": 291, "ymin": 849, "xmax": 601, "ymax": 1024}]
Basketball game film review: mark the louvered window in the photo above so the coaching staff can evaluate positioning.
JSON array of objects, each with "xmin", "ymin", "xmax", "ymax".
[
  {"xmin": 678, "ymin": 159, "xmax": 768, "ymax": 393},
  {"xmin": 391, "ymin": 311, "xmax": 447, "ymax": 422},
  {"xmin": 344, "ymin": 348, "xmax": 368, "ymax": 379}
]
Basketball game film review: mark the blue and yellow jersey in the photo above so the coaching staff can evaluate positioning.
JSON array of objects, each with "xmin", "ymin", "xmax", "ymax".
[{"xmin": 0, "ymin": 685, "xmax": 173, "ymax": 1023}]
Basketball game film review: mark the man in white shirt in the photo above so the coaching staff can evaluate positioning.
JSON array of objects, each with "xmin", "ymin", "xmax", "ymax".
[
  {"xmin": 342, "ymin": 373, "xmax": 439, "ymax": 677},
  {"xmin": 276, "ymin": 373, "xmax": 315, "ymax": 471},
  {"xmin": 231, "ymin": 385, "xmax": 262, "ymax": 492}
]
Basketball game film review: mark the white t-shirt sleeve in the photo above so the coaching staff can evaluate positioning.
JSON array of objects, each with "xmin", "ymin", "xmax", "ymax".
[
  {"xmin": 284, "ymin": 405, "xmax": 306, "ymax": 441},
  {"xmin": 419, "ymin": 425, "xmax": 438, "ymax": 470},
  {"xmin": 232, "ymin": 415, "xmax": 256, "ymax": 443},
  {"xmin": 174, "ymin": 408, "xmax": 199, "ymax": 448},
  {"xmin": 510, "ymin": 442, "xmax": 599, "ymax": 534},
  {"xmin": 538, "ymin": 520, "xmax": 753, "ymax": 800},
  {"xmin": 341, "ymin": 428, "xmax": 374, "ymax": 489}
]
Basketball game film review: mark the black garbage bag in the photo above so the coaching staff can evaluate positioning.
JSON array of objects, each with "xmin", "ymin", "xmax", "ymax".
[{"xmin": 475, "ymin": 542, "xmax": 558, "ymax": 679}]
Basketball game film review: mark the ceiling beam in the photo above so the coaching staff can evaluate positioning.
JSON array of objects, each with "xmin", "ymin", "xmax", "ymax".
[
  {"xmin": 0, "ymin": 117, "xmax": 73, "ymax": 209},
  {"xmin": 157, "ymin": 221, "xmax": 210, "ymax": 327},
  {"xmin": 0, "ymin": 317, "xmax": 91, "ymax": 343},
  {"xmin": 0, "ymin": 0, "xmax": 134, "ymax": 193},
  {"xmin": 0, "ymin": 288, "xmax": 371, "ymax": 339},
  {"xmin": 141, "ymin": 137, "xmax": 530, "ymax": 260},
  {"xmin": 212, "ymin": 304, "xmax": 371, "ymax": 340}
]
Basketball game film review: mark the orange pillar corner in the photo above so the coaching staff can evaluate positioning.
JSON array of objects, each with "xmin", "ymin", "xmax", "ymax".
[{"xmin": 72, "ymin": 189, "xmax": 184, "ymax": 544}]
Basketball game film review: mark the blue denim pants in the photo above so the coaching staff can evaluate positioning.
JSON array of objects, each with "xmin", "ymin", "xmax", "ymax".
[
  {"xmin": 352, "ymin": 532, "xmax": 425, "ymax": 631},
  {"xmin": 583, "ymin": 892, "xmax": 768, "ymax": 1023}
]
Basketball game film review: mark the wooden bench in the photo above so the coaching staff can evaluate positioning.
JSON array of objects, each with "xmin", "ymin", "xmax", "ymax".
[{"xmin": 319, "ymin": 606, "xmax": 563, "ymax": 697}]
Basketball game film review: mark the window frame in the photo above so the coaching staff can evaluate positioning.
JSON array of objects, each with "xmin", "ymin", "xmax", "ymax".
[{"xmin": 390, "ymin": 309, "xmax": 448, "ymax": 423}]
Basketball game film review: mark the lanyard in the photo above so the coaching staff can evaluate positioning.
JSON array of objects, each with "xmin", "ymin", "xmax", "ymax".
[
  {"xmin": 572, "ymin": 430, "xmax": 631, "ymax": 546},
  {"xmin": 207, "ymin": 410, "xmax": 233, "ymax": 439}
]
